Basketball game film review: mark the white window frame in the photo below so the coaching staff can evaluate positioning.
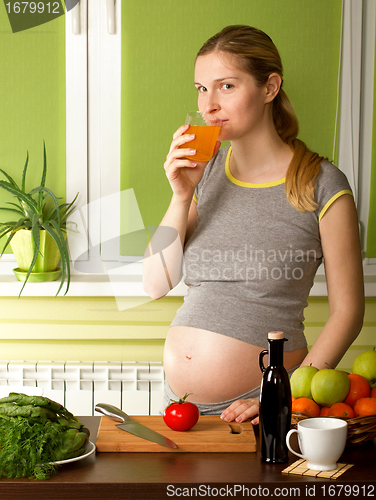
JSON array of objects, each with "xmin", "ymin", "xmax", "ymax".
[
  {"xmin": 65, "ymin": 0, "xmax": 154, "ymax": 299},
  {"xmin": 66, "ymin": 0, "xmax": 122, "ymax": 269},
  {"xmin": 0, "ymin": 0, "xmax": 375, "ymax": 297}
]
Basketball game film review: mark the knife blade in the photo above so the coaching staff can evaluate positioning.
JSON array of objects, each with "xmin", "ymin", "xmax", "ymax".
[{"xmin": 95, "ymin": 403, "xmax": 178, "ymax": 449}]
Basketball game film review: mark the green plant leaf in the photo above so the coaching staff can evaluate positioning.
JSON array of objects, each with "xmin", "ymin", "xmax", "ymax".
[
  {"xmin": 0, "ymin": 221, "xmax": 22, "ymax": 229},
  {"xmin": 29, "ymin": 186, "xmax": 60, "ymax": 228},
  {"xmin": 41, "ymin": 221, "xmax": 70, "ymax": 296},
  {"xmin": 41, "ymin": 142, "xmax": 47, "ymax": 188},
  {"xmin": 1, "ymin": 217, "xmax": 30, "ymax": 233},
  {"xmin": 0, "ymin": 223, "xmax": 30, "ymax": 256},
  {"xmin": 5, "ymin": 201, "xmax": 24, "ymax": 211},
  {"xmin": 0, "ymin": 230, "xmax": 15, "ymax": 256},
  {"xmin": 37, "ymin": 142, "xmax": 47, "ymax": 212},
  {"xmin": 21, "ymin": 151, "xmax": 29, "ymax": 193},
  {"xmin": 62, "ymin": 192, "xmax": 79, "ymax": 223},
  {"xmin": 31, "ymin": 214, "xmax": 42, "ymax": 256},
  {"xmin": 47, "ymin": 192, "xmax": 79, "ymax": 227},
  {"xmin": 17, "ymin": 218, "xmax": 41, "ymax": 297},
  {"xmin": 48, "ymin": 218, "xmax": 70, "ymax": 288},
  {"xmin": 0, "ymin": 225, "xmax": 13, "ymax": 235},
  {"xmin": 0, "ymin": 181, "xmax": 38, "ymax": 213},
  {"xmin": 0, "ymin": 169, "xmax": 19, "ymax": 190},
  {"xmin": 0, "ymin": 206, "xmax": 25, "ymax": 217}
]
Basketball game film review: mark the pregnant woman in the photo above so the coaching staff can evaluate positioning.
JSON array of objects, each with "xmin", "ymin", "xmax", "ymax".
[{"xmin": 143, "ymin": 25, "xmax": 364, "ymax": 424}]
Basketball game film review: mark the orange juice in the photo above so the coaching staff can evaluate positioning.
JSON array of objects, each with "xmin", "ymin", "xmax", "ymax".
[{"xmin": 180, "ymin": 125, "xmax": 221, "ymax": 162}]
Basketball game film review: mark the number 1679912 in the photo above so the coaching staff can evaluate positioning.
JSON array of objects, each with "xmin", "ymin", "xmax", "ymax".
[{"xmin": 5, "ymin": 2, "xmax": 61, "ymax": 14}]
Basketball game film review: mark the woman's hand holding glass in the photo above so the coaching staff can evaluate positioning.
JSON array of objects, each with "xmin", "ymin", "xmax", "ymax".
[{"xmin": 164, "ymin": 123, "xmax": 221, "ymax": 203}]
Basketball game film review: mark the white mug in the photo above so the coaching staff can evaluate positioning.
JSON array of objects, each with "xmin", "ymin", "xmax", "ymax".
[{"xmin": 286, "ymin": 417, "xmax": 348, "ymax": 471}]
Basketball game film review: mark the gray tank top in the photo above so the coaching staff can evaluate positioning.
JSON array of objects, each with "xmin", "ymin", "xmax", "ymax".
[{"xmin": 171, "ymin": 146, "xmax": 352, "ymax": 351}]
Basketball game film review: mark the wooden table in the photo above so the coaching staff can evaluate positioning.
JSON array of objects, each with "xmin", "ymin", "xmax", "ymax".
[{"xmin": 0, "ymin": 416, "xmax": 375, "ymax": 500}]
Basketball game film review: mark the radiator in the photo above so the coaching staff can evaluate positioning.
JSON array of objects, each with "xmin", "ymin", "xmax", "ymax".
[{"xmin": 0, "ymin": 361, "xmax": 165, "ymax": 416}]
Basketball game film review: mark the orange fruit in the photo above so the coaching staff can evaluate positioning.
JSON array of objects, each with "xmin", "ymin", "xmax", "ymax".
[
  {"xmin": 371, "ymin": 387, "xmax": 376, "ymax": 398},
  {"xmin": 343, "ymin": 374, "xmax": 371, "ymax": 408},
  {"xmin": 328, "ymin": 402, "xmax": 355, "ymax": 418},
  {"xmin": 353, "ymin": 397, "xmax": 376, "ymax": 417},
  {"xmin": 292, "ymin": 397, "xmax": 320, "ymax": 417},
  {"xmin": 319, "ymin": 406, "xmax": 330, "ymax": 416}
]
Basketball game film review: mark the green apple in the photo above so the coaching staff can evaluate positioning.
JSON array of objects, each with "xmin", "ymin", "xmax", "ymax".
[
  {"xmin": 290, "ymin": 366, "xmax": 319, "ymax": 399},
  {"xmin": 352, "ymin": 349, "xmax": 376, "ymax": 388},
  {"xmin": 311, "ymin": 369, "xmax": 350, "ymax": 406}
]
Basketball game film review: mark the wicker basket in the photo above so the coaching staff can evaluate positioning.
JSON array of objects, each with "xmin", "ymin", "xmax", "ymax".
[{"xmin": 291, "ymin": 411, "xmax": 376, "ymax": 446}]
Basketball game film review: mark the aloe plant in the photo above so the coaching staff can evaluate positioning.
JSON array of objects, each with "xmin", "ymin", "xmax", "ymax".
[{"xmin": 0, "ymin": 142, "xmax": 78, "ymax": 296}]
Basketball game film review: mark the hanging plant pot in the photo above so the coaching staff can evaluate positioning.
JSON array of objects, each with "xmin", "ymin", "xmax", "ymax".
[{"xmin": 10, "ymin": 229, "xmax": 62, "ymax": 283}]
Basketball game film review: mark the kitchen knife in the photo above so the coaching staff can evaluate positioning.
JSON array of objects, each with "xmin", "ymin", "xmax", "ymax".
[{"xmin": 95, "ymin": 403, "xmax": 178, "ymax": 449}]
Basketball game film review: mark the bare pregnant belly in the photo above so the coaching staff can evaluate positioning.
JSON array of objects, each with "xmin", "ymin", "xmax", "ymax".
[{"xmin": 163, "ymin": 326, "xmax": 308, "ymax": 403}]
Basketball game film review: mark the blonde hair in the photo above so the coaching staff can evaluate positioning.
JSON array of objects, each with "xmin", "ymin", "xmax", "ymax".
[{"xmin": 197, "ymin": 25, "xmax": 326, "ymax": 212}]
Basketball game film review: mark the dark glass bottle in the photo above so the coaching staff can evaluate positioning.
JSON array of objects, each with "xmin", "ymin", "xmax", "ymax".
[{"xmin": 259, "ymin": 331, "xmax": 292, "ymax": 463}]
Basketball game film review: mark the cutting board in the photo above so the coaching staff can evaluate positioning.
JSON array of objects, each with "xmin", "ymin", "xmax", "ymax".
[{"xmin": 96, "ymin": 415, "xmax": 256, "ymax": 452}]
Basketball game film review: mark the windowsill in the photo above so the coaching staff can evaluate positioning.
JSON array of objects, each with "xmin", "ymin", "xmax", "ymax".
[
  {"xmin": 0, "ymin": 257, "xmax": 375, "ymax": 297},
  {"xmin": 0, "ymin": 257, "xmax": 187, "ymax": 297}
]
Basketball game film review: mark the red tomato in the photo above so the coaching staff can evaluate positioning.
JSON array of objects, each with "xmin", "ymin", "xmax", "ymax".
[{"xmin": 163, "ymin": 393, "xmax": 199, "ymax": 431}]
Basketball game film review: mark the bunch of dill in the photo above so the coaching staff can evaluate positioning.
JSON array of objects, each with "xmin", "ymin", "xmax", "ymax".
[{"xmin": 0, "ymin": 417, "xmax": 65, "ymax": 479}]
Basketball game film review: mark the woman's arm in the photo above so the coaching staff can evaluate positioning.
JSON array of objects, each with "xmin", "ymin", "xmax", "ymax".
[
  {"xmin": 300, "ymin": 193, "xmax": 365, "ymax": 369},
  {"xmin": 142, "ymin": 197, "xmax": 197, "ymax": 300},
  {"xmin": 143, "ymin": 125, "xmax": 219, "ymax": 300}
]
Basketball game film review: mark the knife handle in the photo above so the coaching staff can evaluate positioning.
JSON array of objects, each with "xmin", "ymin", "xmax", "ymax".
[{"xmin": 95, "ymin": 403, "xmax": 133, "ymax": 423}]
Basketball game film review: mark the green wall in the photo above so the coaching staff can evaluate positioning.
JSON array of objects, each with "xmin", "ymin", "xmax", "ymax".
[
  {"xmin": 0, "ymin": 7, "xmax": 66, "ymax": 253},
  {"xmin": 120, "ymin": 0, "xmax": 342, "ymax": 255},
  {"xmin": 0, "ymin": 296, "xmax": 375, "ymax": 373}
]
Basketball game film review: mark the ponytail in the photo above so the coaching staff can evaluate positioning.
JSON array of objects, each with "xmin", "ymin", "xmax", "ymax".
[{"xmin": 273, "ymin": 89, "xmax": 326, "ymax": 212}]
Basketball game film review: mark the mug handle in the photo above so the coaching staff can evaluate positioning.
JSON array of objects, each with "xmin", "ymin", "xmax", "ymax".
[{"xmin": 286, "ymin": 429, "xmax": 305, "ymax": 460}]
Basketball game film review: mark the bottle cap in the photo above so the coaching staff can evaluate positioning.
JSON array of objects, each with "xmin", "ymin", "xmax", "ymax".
[{"xmin": 268, "ymin": 331, "xmax": 285, "ymax": 340}]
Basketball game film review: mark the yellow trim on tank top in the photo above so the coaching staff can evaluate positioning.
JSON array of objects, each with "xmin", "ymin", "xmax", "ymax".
[
  {"xmin": 318, "ymin": 190, "xmax": 353, "ymax": 222},
  {"xmin": 225, "ymin": 147, "xmax": 285, "ymax": 188}
]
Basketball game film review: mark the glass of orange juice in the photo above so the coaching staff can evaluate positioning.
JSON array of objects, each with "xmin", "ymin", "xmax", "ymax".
[{"xmin": 180, "ymin": 111, "xmax": 221, "ymax": 162}]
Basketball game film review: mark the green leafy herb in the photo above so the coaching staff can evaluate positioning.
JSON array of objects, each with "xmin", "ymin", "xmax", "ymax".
[{"xmin": 0, "ymin": 393, "xmax": 89, "ymax": 479}]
